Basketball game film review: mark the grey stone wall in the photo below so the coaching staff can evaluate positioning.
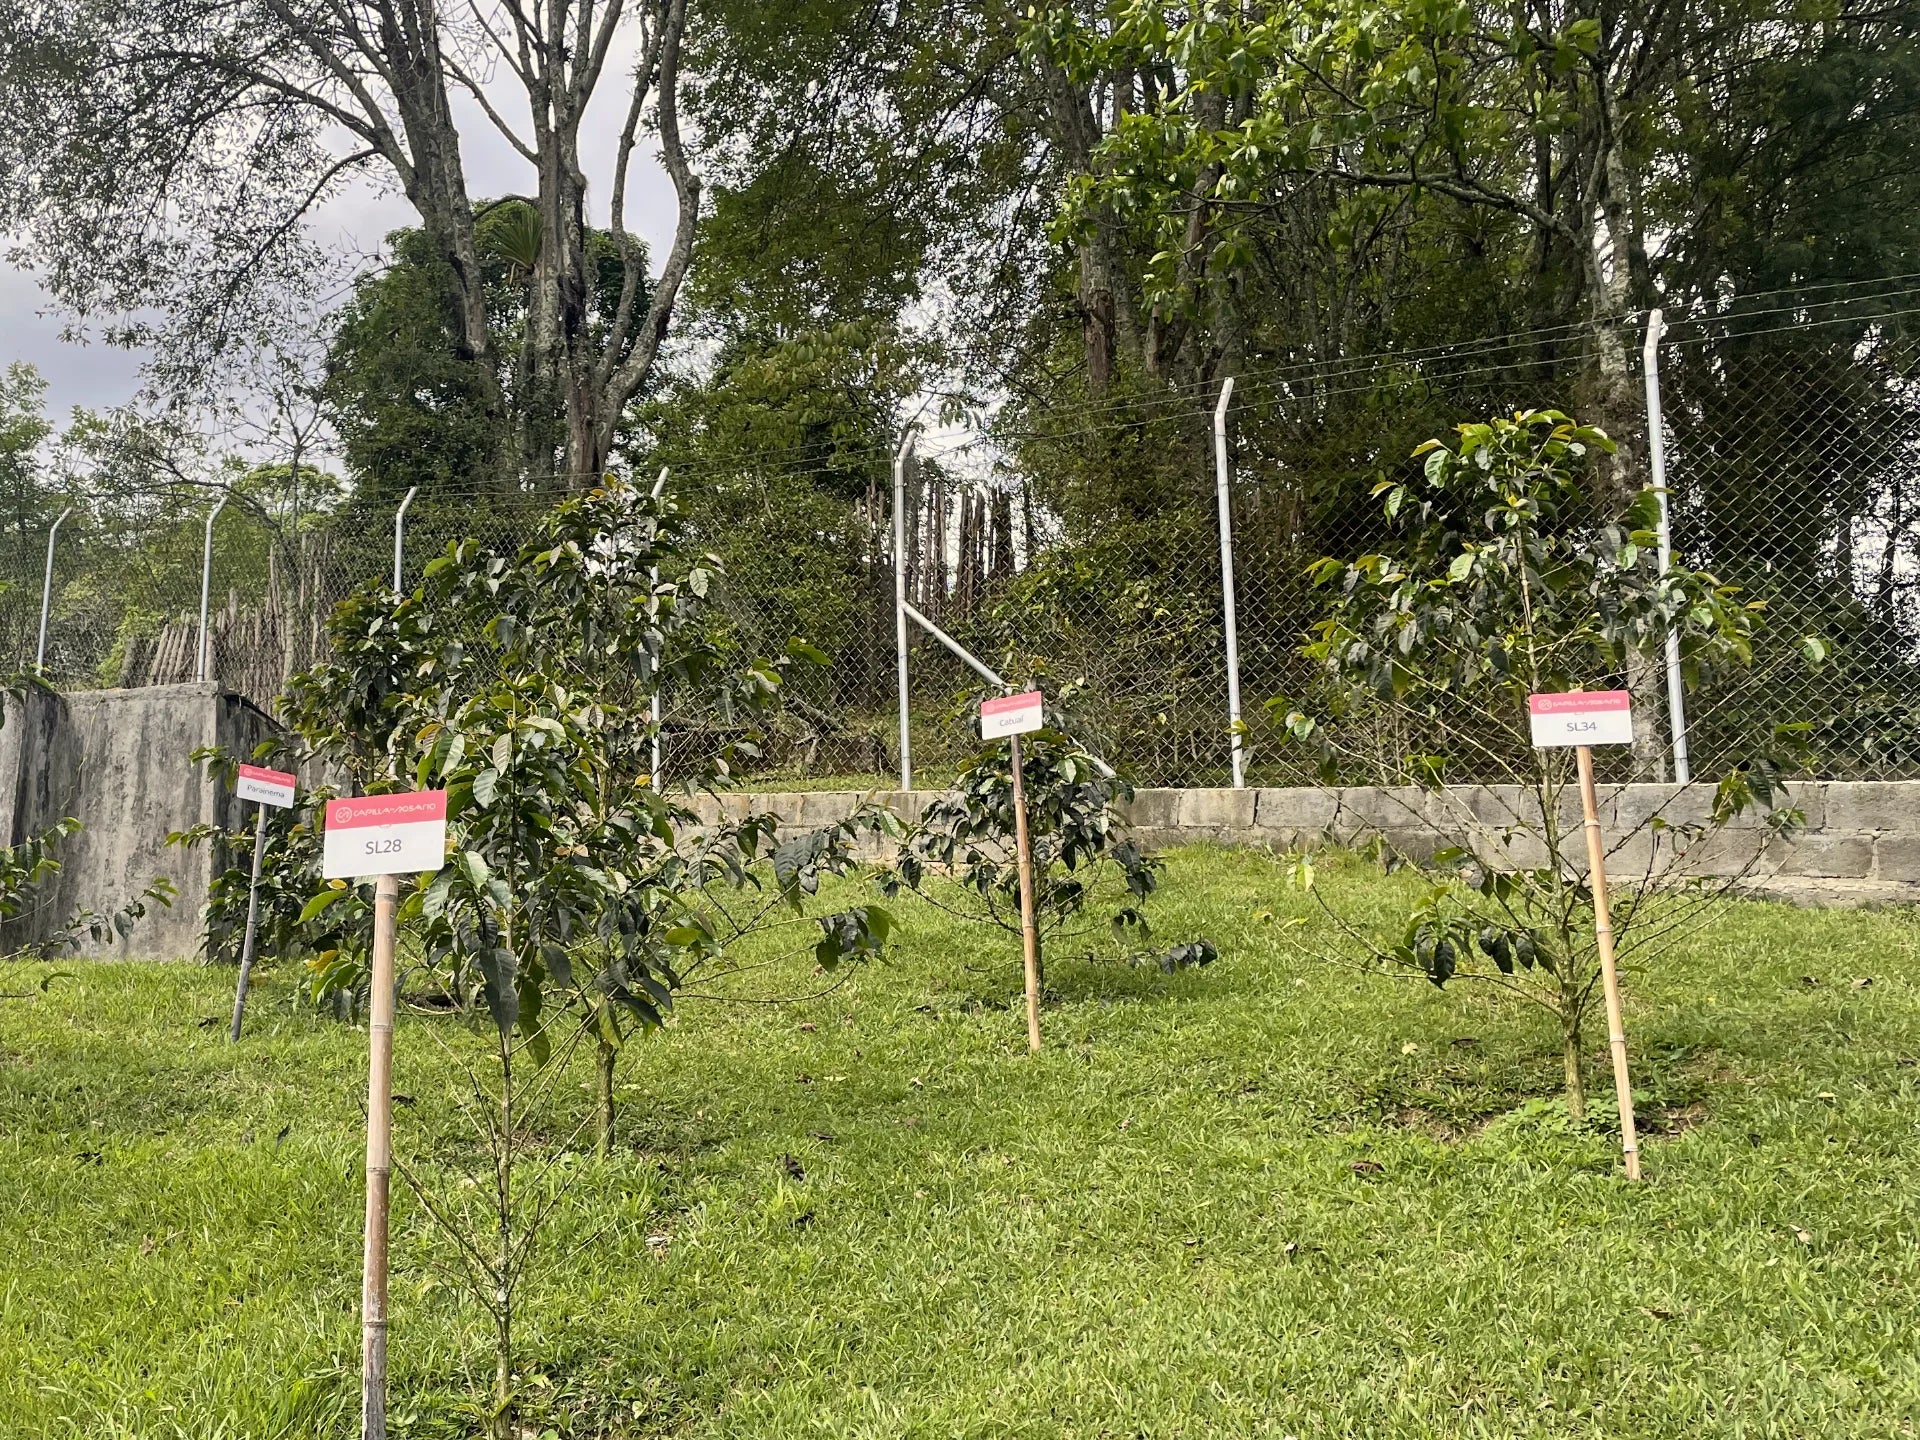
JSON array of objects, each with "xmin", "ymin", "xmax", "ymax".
[
  {"xmin": 0, "ymin": 683, "xmax": 276, "ymax": 959},
  {"xmin": 8, "ymin": 700, "xmax": 1907, "ymax": 964},
  {"xmin": 690, "ymin": 781, "xmax": 1920, "ymax": 907}
]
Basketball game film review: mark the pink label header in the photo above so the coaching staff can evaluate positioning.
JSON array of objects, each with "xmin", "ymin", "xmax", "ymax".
[
  {"xmin": 1529, "ymin": 690, "xmax": 1631, "ymax": 715},
  {"xmin": 981, "ymin": 690, "xmax": 1043, "ymax": 715},
  {"xmin": 326, "ymin": 791, "xmax": 448, "ymax": 830},
  {"xmin": 239, "ymin": 764, "xmax": 297, "ymax": 787}
]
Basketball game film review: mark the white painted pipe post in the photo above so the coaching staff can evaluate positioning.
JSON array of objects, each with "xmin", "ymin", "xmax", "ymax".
[
  {"xmin": 198, "ymin": 492, "xmax": 229, "ymax": 683},
  {"xmin": 649, "ymin": 466, "xmax": 669, "ymax": 787},
  {"xmin": 1213, "ymin": 376, "xmax": 1246, "ymax": 789},
  {"xmin": 36, "ymin": 506, "xmax": 73, "ymax": 674},
  {"xmin": 900, "ymin": 598, "xmax": 1119, "ymax": 781},
  {"xmin": 1643, "ymin": 310, "xmax": 1691, "ymax": 785},
  {"xmin": 392, "ymin": 486, "xmax": 419, "ymax": 593},
  {"xmin": 893, "ymin": 432, "xmax": 917, "ymax": 792}
]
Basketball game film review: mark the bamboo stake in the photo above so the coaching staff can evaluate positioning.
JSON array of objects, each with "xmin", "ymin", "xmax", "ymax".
[
  {"xmin": 227, "ymin": 803, "xmax": 269, "ymax": 1043},
  {"xmin": 362, "ymin": 872, "xmax": 401, "ymax": 1438},
  {"xmin": 1009, "ymin": 733, "xmax": 1042, "ymax": 1052},
  {"xmin": 1575, "ymin": 745, "xmax": 1642, "ymax": 1181}
]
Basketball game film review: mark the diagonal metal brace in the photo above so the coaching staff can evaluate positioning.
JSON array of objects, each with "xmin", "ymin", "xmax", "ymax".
[{"xmin": 899, "ymin": 600, "xmax": 1116, "ymax": 781}]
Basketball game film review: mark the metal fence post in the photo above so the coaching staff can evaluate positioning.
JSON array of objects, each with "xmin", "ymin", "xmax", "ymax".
[
  {"xmin": 649, "ymin": 466, "xmax": 669, "ymax": 786},
  {"xmin": 1213, "ymin": 376, "xmax": 1246, "ymax": 789},
  {"xmin": 392, "ymin": 486, "xmax": 418, "ymax": 593},
  {"xmin": 1643, "ymin": 309, "xmax": 1691, "ymax": 784},
  {"xmin": 36, "ymin": 506, "xmax": 73, "ymax": 675},
  {"xmin": 198, "ymin": 492, "xmax": 229, "ymax": 683},
  {"xmin": 893, "ymin": 432, "xmax": 916, "ymax": 792}
]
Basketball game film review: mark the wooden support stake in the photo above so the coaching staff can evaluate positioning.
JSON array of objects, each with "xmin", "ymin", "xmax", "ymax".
[
  {"xmin": 362, "ymin": 873, "xmax": 400, "ymax": 1438},
  {"xmin": 1575, "ymin": 745, "xmax": 1642, "ymax": 1181},
  {"xmin": 1008, "ymin": 733, "xmax": 1043, "ymax": 1052},
  {"xmin": 228, "ymin": 803, "xmax": 269, "ymax": 1043}
]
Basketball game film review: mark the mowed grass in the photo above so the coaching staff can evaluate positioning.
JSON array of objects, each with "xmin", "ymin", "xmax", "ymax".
[{"xmin": 1, "ymin": 846, "xmax": 1918, "ymax": 1438}]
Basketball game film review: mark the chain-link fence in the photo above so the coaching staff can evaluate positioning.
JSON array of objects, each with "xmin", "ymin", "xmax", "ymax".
[
  {"xmin": 10, "ymin": 280, "xmax": 1920, "ymax": 790},
  {"xmin": 899, "ymin": 283, "xmax": 1920, "ymax": 789}
]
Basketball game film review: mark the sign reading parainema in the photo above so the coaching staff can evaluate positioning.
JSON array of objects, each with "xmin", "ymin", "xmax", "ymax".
[{"xmin": 236, "ymin": 764, "xmax": 297, "ymax": 809}]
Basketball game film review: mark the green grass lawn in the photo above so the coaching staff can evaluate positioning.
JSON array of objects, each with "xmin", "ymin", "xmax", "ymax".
[{"xmin": 2, "ymin": 846, "xmax": 1917, "ymax": 1438}]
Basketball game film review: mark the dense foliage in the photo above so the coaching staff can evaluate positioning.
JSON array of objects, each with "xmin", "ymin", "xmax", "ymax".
[
  {"xmin": 0, "ymin": 3, "xmax": 1914, "ymax": 779},
  {"xmin": 1277, "ymin": 410, "xmax": 1766, "ymax": 782},
  {"xmin": 883, "ymin": 723, "xmax": 1214, "ymax": 981}
]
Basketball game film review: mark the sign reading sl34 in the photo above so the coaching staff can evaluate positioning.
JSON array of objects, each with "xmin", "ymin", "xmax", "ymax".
[{"xmin": 1528, "ymin": 690, "xmax": 1633, "ymax": 749}]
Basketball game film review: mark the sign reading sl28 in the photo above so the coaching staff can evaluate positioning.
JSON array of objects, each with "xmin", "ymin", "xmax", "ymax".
[{"xmin": 322, "ymin": 791, "xmax": 449, "ymax": 879}]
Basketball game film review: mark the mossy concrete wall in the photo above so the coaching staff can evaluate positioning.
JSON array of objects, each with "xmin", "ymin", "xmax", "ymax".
[{"xmin": 0, "ymin": 683, "xmax": 275, "ymax": 959}]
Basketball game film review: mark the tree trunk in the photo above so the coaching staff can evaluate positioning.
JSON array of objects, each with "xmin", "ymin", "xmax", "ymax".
[
  {"xmin": 901, "ymin": 450, "xmax": 921, "ymax": 607},
  {"xmin": 492, "ymin": 1304, "xmax": 512, "ymax": 1440},
  {"xmin": 1562, "ymin": 1014, "xmax": 1587, "ymax": 1121},
  {"xmin": 924, "ymin": 474, "xmax": 948, "ymax": 617},
  {"xmin": 1032, "ymin": 13, "xmax": 1131, "ymax": 391},
  {"xmin": 989, "ymin": 491, "xmax": 1014, "ymax": 579},
  {"xmin": 595, "ymin": 1035, "xmax": 617, "ymax": 1158},
  {"xmin": 492, "ymin": 1033, "xmax": 514, "ymax": 1440}
]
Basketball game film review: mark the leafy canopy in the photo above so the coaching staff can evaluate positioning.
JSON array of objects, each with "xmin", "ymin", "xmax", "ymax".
[
  {"xmin": 283, "ymin": 479, "xmax": 891, "ymax": 1058},
  {"xmin": 1279, "ymin": 410, "xmax": 1758, "ymax": 783}
]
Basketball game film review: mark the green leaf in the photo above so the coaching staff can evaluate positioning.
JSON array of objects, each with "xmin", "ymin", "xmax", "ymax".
[
  {"xmin": 298, "ymin": 888, "xmax": 348, "ymax": 924},
  {"xmin": 474, "ymin": 945, "xmax": 519, "ymax": 1037},
  {"xmin": 458, "ymin": 850, "xmax": 491, "ymax": 891}
]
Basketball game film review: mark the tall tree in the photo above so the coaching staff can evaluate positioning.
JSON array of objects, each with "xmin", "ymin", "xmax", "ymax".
[
  {"xmin": 0, "ymin": 364, "xmax": 55, "ymax": 559},
  {"xmin": 323, "ymin": 202, "xmax": 655, "ymax": 500},
  {"xmin": 0, "ymin": 0, "xmax": 699, "ymax": 482}
]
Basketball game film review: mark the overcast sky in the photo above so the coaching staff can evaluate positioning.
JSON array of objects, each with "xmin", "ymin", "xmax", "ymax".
[{"xmin": 0, "ymin": 38, "xmax": 680, "ymax": 427}]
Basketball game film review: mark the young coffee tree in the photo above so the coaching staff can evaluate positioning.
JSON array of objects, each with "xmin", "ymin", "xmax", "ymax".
[
  {"xmin": 882, "ymin": 723, "xmax": 1215, "ymax": 994},
  {"xmin": 1273, "ymin": 411, "xmax": 1808, "ymax": 1117},
  {"xmin": 282, "ymin": 479, "xmax": 891, "ymax": 1436}
]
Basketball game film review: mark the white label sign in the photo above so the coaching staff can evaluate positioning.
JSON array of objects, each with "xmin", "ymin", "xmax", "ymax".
[
  {"xmin": 981, "ymin": 690, "xmax": 1045, "ymax": 740},
  {"xmin": 236, "ymin": 763, "xmax": 298, "ymax": 809},
  {"xmin": 1529, "ymin": 690, "xmax": 1634, "ymax": 748},
  {"xmin": 322, "ymin": 791, "xmax": 449, "ymax": 879}
]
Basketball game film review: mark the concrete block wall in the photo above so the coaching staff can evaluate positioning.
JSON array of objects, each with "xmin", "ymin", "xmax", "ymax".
[
  {"xmin": 0, "ymin": 683, "xmax": 276, "ymax": 959},
  {"xmin": 690, "ymin": 780, "xmax": 1920, "ymax": 907},
  {"xmin": 6, "ymin": 706, "xmax": 1909, "ymax": 962}
]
